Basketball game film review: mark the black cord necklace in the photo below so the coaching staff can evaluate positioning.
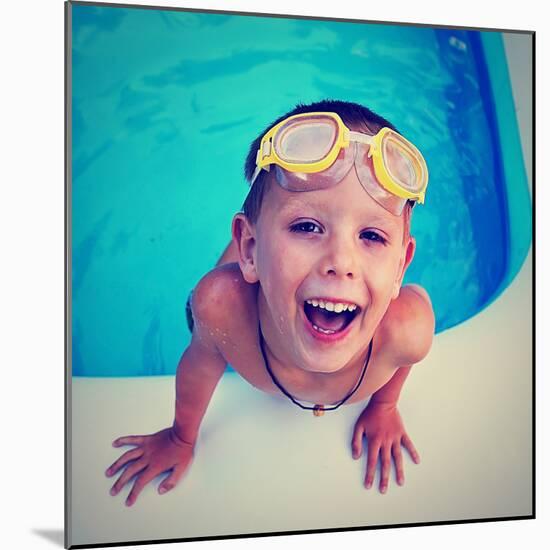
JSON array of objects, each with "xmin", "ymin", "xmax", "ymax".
[{"xmin": 259, "ymin": 324, "xmax": 373, "ymax": 417}]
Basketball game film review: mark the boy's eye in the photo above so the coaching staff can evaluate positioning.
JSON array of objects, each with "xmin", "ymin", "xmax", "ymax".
[
  {"xmin": 290, "ymin": 221, "xmax": 322, "ymax": 234},
  {"xmin": 360, "ymin": 230, "xmax": 386, "ymax": 244}
]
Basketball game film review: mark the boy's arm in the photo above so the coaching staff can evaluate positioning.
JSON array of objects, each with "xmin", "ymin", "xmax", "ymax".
[
  {"xmin": 368, "ymin": 283, "xmax": 434, "ymax": 408},
  {"xmin": 172, "ymin": 330, "xmax": 227, "ymax": 445},
  {"xmin": 351, "ymin": 284, "xmax": 434, "ymax": 494},
  {"xmin": 369, "ymin": 364, "xmax": 412, "ymax": 406},
  {"xmin": 106, "ymin": 271, "xmax": 230, "ymax": 506}
]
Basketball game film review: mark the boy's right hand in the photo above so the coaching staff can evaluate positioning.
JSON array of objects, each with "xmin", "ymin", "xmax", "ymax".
[{"xmin": 105, "ymin": 427, "xmax": 194, "ymax": 506}]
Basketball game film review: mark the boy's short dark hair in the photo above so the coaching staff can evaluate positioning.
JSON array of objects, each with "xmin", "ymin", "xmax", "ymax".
[{"xmin": 242, "ymin": 99, "xmax": 414, "ymax": 237}]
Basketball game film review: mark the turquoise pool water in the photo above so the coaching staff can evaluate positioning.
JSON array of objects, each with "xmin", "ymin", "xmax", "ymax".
[{"xmin": 70, "ymin": 4, "xmax": 531, "ymax": 376}]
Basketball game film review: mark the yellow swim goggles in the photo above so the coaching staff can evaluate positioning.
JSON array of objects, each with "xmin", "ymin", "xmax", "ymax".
[{"xmin": 250, "ymin": 112, "xmax": 428, "ymax": 216}]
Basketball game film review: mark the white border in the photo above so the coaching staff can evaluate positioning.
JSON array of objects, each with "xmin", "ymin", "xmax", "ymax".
[{"xmin": 1, "ymin": 1, "xmax": 545, "ymax": 549}]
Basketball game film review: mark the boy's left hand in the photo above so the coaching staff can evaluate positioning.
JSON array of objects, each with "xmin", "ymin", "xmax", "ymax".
[{"xmin": 351, "ymin": 401, "xmax": 420, "ymax": 493}]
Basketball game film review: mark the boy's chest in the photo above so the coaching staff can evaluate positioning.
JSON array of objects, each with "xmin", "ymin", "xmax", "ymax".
[{"xmin": 218, "ymin": 327, "xmax": 399, "ymax": 407}]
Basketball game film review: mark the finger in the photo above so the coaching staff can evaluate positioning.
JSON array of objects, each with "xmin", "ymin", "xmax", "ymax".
[
  {"xmin": 364, "ymin": 439, "xmax": 381, "ymax": 489},
  {"xmin": 402, "ymin": 434, "xmax": 420, "ymax": 464},
  {"xmin": 112, "ymin": 435, "xmax": 145, "ymax": 447},
  {"xmin": 110, "ymin": 460, "xmax": 147, "ymax": 496},
  {"xmin": 126, "ymin": 467, "xmax": 159, "ymax": 506},
  {"xmin": 392, "ymin": 442, "xmax": 405, "ymax": 486},
  {"xmin": 159, "ymin": 463, "xmax": 187, "ymax": 495},
  {"xmin": 379, "ymin": 446, "xmax": 391, "ymax": 494},
  {"xmin": 351, "ymin": 424, "xmax": 365, "ymax": 459},
  {"xmin": 106, "ymin": 448, "xmax": 144, "ymax": 477}
]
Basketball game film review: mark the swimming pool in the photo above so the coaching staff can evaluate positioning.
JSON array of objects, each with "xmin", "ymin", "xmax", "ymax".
[{"xmin": 70, "ymin": 5, "xmax": 531, "ymax": 376}]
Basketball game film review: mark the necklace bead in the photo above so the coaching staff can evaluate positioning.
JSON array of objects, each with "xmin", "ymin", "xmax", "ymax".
[{"xmin": 313, "ymin": 405, "xmax": 325, "ymax": 417}]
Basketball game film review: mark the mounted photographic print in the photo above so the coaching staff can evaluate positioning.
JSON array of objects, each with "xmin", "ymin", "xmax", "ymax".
[{"xmin": 65, "ymin": 1, "xmax": 534, "ymax": 547}]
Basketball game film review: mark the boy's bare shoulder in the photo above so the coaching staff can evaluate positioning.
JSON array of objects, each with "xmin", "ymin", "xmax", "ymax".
[
  {"xmin": 191, "ymin": 262, "xmax": 257, "ymax": 332},
  {"xmin": 378, "ymin": 284, "xmax": 435, "ymax": 367}
]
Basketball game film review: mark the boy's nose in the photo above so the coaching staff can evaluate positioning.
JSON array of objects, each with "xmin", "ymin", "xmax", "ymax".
[
  {"xmin": 325, "ymin": 265, "xmax": 354, "ymax": 279},
  {"xmin": 321, "ymin": 238, "xmax": 358, "ymax": 280}
]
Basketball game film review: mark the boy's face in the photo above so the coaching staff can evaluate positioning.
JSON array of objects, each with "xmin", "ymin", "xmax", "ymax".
[{"xmin": 237, "ymin": 167, "xmax": 415, "ymax": 374}]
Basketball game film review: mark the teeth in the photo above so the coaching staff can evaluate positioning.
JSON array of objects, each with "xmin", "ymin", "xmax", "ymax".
[{"xmin": 306, "ymin": 299, "xmax": 358, "ymax": 312}]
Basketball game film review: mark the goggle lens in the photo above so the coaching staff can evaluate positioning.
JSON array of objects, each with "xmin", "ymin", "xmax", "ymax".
[
  {"xmin": 275, "ymin": 143, "xmax": 355, "ymax": 192},
  {"xmin": 382, "ymin": 133, "xmax": 425, "ymax": 193},
  {"xmin": 274, "ymin": 116, "xmax": 338, "ymax": 164}
]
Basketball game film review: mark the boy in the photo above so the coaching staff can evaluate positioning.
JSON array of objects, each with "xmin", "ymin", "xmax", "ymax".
[{"xmin": 106, "ymin": 99, "xmax": 435, "ymax": 506}]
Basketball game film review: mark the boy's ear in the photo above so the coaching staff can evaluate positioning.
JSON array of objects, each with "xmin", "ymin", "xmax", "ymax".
[
  {"xmin": 392, "ymin": 236, "xmax": 416, "ymax": 300},
  {"xmin": 232, "ymin": 213, "xmax": 259, "ymax": 284}
]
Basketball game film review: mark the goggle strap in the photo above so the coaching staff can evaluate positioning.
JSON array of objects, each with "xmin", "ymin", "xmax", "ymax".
[
  {"xmin": 255, "ymin": 140, "xmax": 272, "ymax": 164},
  {"xmin": 262, "ymin": 140, "xmax": 271, "ymax": 159},
  {"xmin": 251, "ymin": 165, "xmax": 262, "ymax": 186}
]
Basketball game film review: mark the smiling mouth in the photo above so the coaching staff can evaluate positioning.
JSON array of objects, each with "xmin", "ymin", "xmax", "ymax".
[{"xmin": 303, "ymin": 299, "xmax": 361, "ymax": 335}]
